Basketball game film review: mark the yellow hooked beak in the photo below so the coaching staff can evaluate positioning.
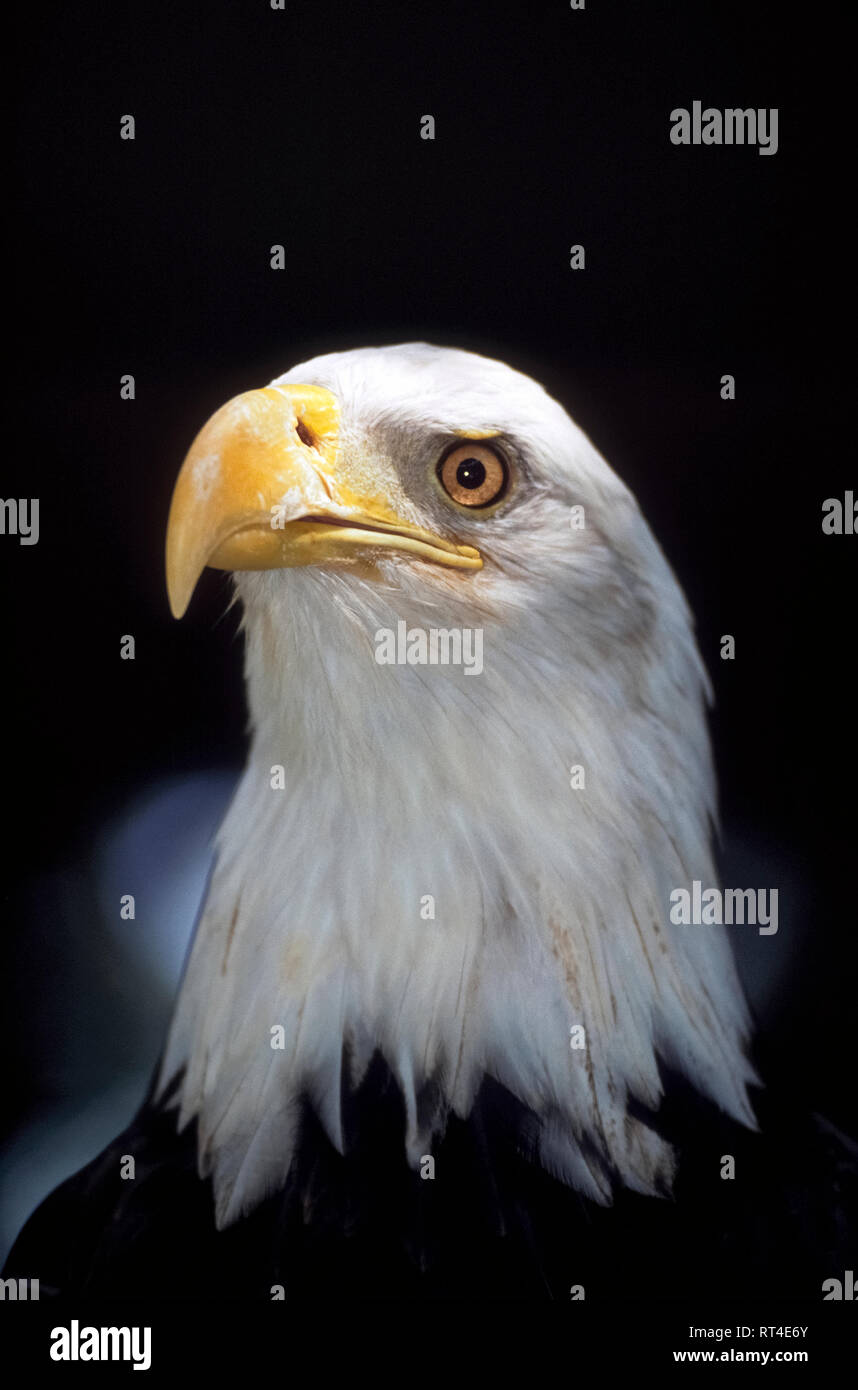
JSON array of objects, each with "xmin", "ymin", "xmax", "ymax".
[{"xmin": 165, "ymin": 383, "xmax": 483, "ymax": 618}]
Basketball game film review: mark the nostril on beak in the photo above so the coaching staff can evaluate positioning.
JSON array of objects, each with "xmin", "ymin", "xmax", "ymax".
[{"xmin": 295, "ymin": 415, "xmax": 334, "ymax": 498}]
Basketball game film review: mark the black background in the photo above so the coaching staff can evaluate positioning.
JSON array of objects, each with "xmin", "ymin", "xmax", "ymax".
[{"xmin": 4, "ymin": 0, "xmax": 854, "ymax": 1267}]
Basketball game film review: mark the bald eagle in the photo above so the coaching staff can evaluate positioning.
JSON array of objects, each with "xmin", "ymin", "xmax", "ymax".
[{"xmin": 5, "ymin": 346, "xmax": 854, "ymax": 1300}]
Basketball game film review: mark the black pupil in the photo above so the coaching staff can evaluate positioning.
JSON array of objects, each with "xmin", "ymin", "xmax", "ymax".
[{"xmin": 456, "ymin": 458, "xmax": 487, "ymax": 490}]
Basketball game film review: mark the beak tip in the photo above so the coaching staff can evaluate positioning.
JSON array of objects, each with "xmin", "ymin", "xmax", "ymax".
[
  {"xmin": 166, "ymin": 516, "xmax": 200, "ymax": 619},
  {"xmin": 166, "ymin": 566, "xmax": 192, "ymax": 620}
]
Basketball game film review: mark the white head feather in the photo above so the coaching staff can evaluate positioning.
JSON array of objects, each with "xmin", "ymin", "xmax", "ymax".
[{"xmin": 158, "ymin": 343, "xmax": 757, "ymax": 1227}]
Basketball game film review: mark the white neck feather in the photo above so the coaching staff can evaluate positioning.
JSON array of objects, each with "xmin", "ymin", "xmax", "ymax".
[{"xmin": 159, "ymin": 544, "xmax": 757, "ymax": 1228}]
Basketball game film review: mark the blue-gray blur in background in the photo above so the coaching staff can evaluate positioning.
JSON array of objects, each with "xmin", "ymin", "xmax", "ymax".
[{"xmin": 0, "ymin": 771, "xmax": 236, "ymax": 1264}]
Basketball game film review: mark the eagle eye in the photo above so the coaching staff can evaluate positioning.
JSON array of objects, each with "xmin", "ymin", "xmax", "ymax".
[{"xmin": 437, "ymin": 442, "xmax": 508, "ymax": 509}]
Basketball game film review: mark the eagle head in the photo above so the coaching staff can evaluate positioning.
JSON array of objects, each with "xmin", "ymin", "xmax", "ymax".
[{"xmin": 159, "ymin": 343, "xmax": 757, "ymax": 1228}]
